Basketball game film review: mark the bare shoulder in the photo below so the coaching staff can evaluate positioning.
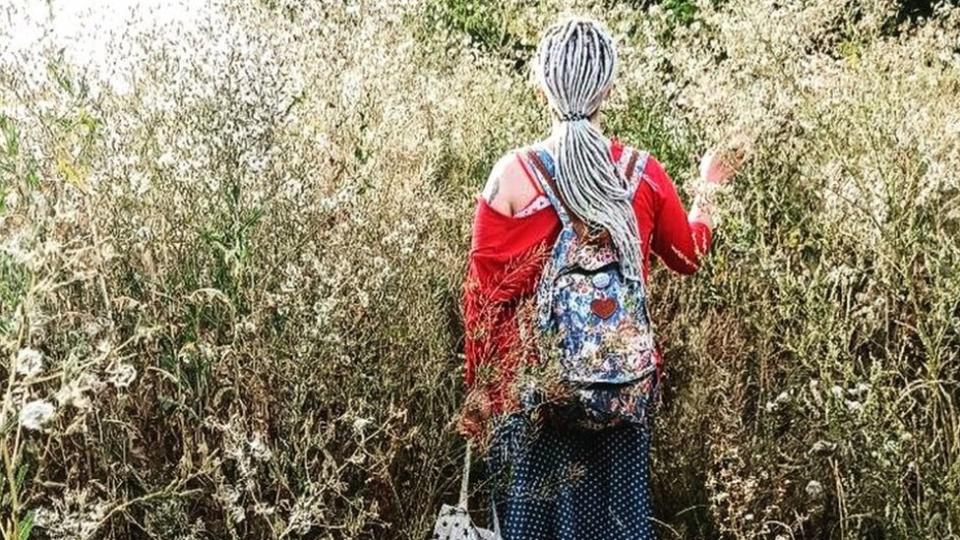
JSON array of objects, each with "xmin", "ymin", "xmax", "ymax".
[{"xmin": 481, "ymin": 149, "xmax": 538, "ymax": 216}]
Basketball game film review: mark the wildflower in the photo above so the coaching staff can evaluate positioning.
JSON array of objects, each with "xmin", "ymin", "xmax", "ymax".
[
  {"xmin": 19, "ymin": 399, "xmax": 56, "ymax": 431},
  {"xmin": 352, "ymin": 416, "xmax": 372, "ymax": 434},
  {"xmin": 96, "ymin": 339, "xmax": 112, "ymax": 354},
  {"xmin": 3, "ymin": 190, "xmax": 19, "ymax": 209},
  {"xmin": 240, "ymin": 318, "xmax": 257, "ymax": 335},
  {"xmin": 810, "ymin": 440, "xmax": 836, "ymax": 455},
  {"xmin": 805, "ymin": 480, "xmax": 824, "ymax": 499},
  {"xmin": 765, "ymin": 390, "xmax": 790, "ymax": 412},
  {"xmin": 248, "ymin": 434, "xmax": 273, "ymax": 462},
  {"xmin": 82, "ymin": 320, "xmax": 102, "ymax": 337},
  {"xmin": 16, "ymin": 348, "xmax": 44, "ymax": 377},
  {"xmin": 219, "ymin": 485, "xmax": 245, "ymax": 524},
  {"xmin": 848, "ymin": 382, "xmax": 871, "ymax": 396},
  {"xmin": 252, "ymin": 502, "xmax": 275, "ymax": 516},
  {"xmin": 156, "ymin": 151, "xmax": 176, "ymax": 167},
  {"xmin": 31, "ymin": 507, "xmax": 56, "ymax": 528},
  {"xmin": 55, "ymin": 373, "xmax": 100, "ymax": 409},
  {"xmin": 109, "ymin": 363, "xmax": 137, "ymax": 388},
  {"xmin": 845, "ymin": 400, "xmax": 863, "ymax": 414}
]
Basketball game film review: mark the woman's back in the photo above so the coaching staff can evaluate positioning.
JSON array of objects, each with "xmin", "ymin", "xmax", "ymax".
[
  {"xmin": 463, "ymin": 136, "xmax": 713, "ymax": 414},
  {"xmin": 458, "ymin": 16, "xmax": 739, "ymax": 540}
]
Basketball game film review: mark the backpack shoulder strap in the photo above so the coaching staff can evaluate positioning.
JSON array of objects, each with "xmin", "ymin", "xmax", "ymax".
[
  {"xmin": 523, "ymin": 148, "xmax": 573, "ymax": 228},
  {"xmin": 619, "ymin": 145, "xmax": 651, "ymax": 197},
  {"xmin": 524, "ymin": 148, "xmax": 578, "ymax": 327},
  {"xmin": 624, "ymin": 147, "xmax": 641, "ymax": 181}
]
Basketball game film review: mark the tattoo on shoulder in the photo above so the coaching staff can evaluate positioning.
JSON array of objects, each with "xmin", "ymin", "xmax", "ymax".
[{"xmin": 483, "ymin": 177, "xmax": 500, "ymax": 204}]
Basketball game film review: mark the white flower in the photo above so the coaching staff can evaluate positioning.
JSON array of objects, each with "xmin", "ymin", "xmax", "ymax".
[
  {"xmin": 19, "ymin": 400, "xmax": 56, "ymax": 431},
  {"xmin": 109, "ymin": 363, "xmax": 137, "ymax": 389},
  {"xmin": 16, "ymin": 348, "xmax": 44, "ymax": 377},
  {"xmin": 248, "ymin": 434, "xmax": 273, "ymax": 462},
  {"xmin": 156, "ymin": 151, "xmax": 176, "ymax": 167},
  {"xmin": 845, "ymin": 400, "xmax": 863, "ymax": 414},
  {"xmin": 252, "ymin": 502, "xmax": 275, "ymax": 516},
  {"xmin": 849, "ymin": 382, "xmax": 871, "ymax": 396},
  {"xmin": 219, "ymin": 485, "xmax": 245, "ymax": 524},
  {"xmin": 30, "ymin": 507, "xmax": 57, "ymax": 528},
  {"xmin": 96, "ymin": 339, "xmax": 112, "ymax": 354},
  {"xmin": 55, "ymin": 373, "xmax": 101, "ymax": 410},
  {"xmin": 805, "ymin": 480, "xmax": 824, "ymax": 498},
  {"xmin": 810, "ymin": 440, "xmax": 836, "ymax": 455},
  {"xmin": 351, "ymin": 416, "xmax": 372, "ymax": 434},
  {"xmin": 4, "ymin": 190, "xmax": 19, "ymax": 209}
]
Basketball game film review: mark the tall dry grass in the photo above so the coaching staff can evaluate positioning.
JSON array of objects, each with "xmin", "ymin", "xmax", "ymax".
[{"xmin": 0, "ymin": 0, "xmax": 958, "ymax": 538}]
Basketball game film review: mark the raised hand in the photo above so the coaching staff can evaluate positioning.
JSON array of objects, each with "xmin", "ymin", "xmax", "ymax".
[{"xmin": 699, "ymin": 148, "xmax": 740, "ymax": 185}]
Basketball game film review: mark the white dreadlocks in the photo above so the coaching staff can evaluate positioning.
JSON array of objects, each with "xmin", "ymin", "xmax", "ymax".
[{"xmin": 535, "ymin": 16, "xmax": 643, "ymax": 281}]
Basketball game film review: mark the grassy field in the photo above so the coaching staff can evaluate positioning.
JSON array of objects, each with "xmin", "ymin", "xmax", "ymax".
[{"xmin": 1, "ymin": 0, "xmax": 959, "ymax": 538}]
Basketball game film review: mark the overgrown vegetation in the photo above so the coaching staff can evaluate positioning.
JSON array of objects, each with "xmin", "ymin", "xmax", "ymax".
[{"xmin": 0, "ymin": 0, "xmax": 958, "ymax": 538}]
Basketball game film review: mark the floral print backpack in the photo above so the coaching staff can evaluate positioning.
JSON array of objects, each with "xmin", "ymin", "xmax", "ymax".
[{"xmin": 520, "ymin": 147, "xmax": 659, "ymax": 431}]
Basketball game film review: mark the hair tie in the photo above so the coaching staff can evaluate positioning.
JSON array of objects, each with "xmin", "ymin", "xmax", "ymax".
[{"xmin": 560, "ymin": 112, "xmax": 588, "ymax": 122}]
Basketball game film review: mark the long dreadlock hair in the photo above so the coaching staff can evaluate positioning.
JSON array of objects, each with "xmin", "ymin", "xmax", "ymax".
[{"xmin": 535, "ymin": 16, "xmax": 643, "ymax": 281}]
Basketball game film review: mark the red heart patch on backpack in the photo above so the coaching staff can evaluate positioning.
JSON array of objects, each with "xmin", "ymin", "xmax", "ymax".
[{"xmin": 590, "ymin": 297, "xmax": 618, "ymax": 319}]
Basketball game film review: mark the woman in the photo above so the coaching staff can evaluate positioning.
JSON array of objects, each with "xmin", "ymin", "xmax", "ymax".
[{"xmin": 460, "ymin": 16, "xmax": 738, "ymax": 540}]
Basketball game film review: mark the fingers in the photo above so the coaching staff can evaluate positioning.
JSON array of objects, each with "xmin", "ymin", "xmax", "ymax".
[
  {"xmin": 706, "ymin": 143, "xmax": 748, "ymax": 184},
  {"xmin": 718, "ymin": 132, "xmax": 753, "ymax": 170}
]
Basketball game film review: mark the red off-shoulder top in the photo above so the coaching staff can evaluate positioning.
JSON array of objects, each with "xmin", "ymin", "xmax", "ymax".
[{"xmin": 462, "ymin": 139, "xmax": 712, "ymax": 414}]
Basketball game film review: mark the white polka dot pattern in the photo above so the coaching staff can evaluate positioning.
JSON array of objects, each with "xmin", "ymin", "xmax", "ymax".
[{"xmin": 486, "ymin": 416, "xmax": 656, "ymax": 539}]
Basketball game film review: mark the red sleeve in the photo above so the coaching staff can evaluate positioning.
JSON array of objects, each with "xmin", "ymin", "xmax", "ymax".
[
  {"xmin": 462, "ymin": 197, "xmax": 556, "ymax": 387},
  {"xmin": 462, "ymin": 260, "xmax": 486, "ymax": 387},
  {"xmin": 643, "ymin": 156, "xmax": 712, "ymax": 274},
  {"xmin": 462, "ymin": 201, "xmax": 496, "ymax": 388}
]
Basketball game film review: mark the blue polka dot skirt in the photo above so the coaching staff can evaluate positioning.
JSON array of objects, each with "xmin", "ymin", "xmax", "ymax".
[{"xmin": 486, "ymin": 415, "xmax": 656, "ymax": 540}]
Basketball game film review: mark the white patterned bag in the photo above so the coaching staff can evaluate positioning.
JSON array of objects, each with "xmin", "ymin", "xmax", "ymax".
[{"xmin": 432, "ymin": 442, "xmax": 499, "ymax": 540}]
